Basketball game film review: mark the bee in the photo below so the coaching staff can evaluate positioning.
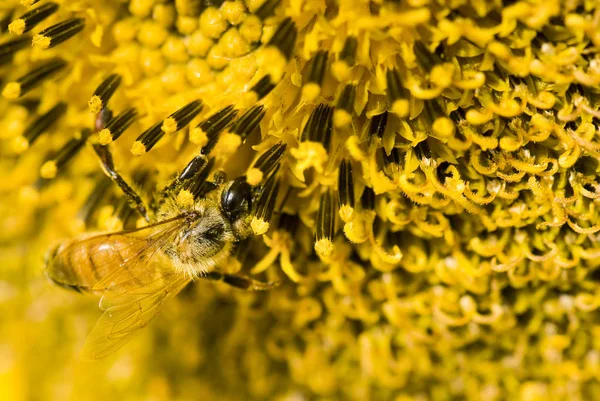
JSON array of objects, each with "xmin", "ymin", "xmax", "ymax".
[{"xmin": 46, "ymin": 141, "xmax": 283, "ymax": 359}]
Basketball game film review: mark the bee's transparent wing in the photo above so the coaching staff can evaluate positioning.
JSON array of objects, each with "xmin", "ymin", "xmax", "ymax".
[
  {"xmin": 81, "ymin": 273, "xmax": 191, "ymax": 359},
  {"xmin": 89, "ymin": 215, "xmax": 188, "ymax": 293}
]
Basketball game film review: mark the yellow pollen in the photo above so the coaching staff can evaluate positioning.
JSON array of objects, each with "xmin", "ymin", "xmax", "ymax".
[
  {"xmin": 251, "ymin": 217, "xmax": 270, "ymax": 235},
  {"xmin": 246, "ymin": 168, "xmax": 263, "ymax": 186},
  {"xmin": 88, "ymin": 96, "xmax": 104, "ymax": 114},
  {"xmin": 301, "ymin": 83, "xmax": 321, "ymax": 102},
  {"xmin": 391, "ymin": 99, "xmax": 409, "ymax": 118},
  {"xmin": 161, "ymin": 117, "xmax": 178, "ymax": 134},
  {"xmin": 189, "ymin": 127, "xmax": 208, "ymax": 146},
  {"xmin": 8, "ymin": 19, "xmax": 26, "ymax": 36},
  {"xmin": 131, "ymin": 140, "xmax": 147, "ymax": 155},
  {"xmin": 333, "ymin": 109, "xmax": 352, "ymax": 128},
  {"xmin": 176, "ymin": 190, "xmax": 195, "ymax": 208},
  {"xmin": 331, "ymin": 61, "xmax": 351, "ymax": 82},
  {"xmin": 314, "ymin": 238, "xmax": 334, "ymax": 258},
  {"xmin": 12, "ymin": 136, "xmax": 29, "ymax": 154},
  {"xmin": 32, "ymin": 34, "xmax": 51, "ymax": 50},
  {"xmin": 40, "ymin": 161, "xmax": 57, "ymax": 179},
  {"xmin": 97, "ymin": 129, "xmax": 113, "ymax": 145},
  {"xmin": 339, "ymin": 205, "xmax": 355, "ymax": 223},
  {"xmin": 2, "ymin": 82, "xmax": 22, "ymax": 100}
]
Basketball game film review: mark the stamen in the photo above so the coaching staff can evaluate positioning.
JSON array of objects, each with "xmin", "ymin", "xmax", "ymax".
[
  {"xmin": 183, "ymin": 157, "xmax": 215, "ymax": 200},
  {"xmin": 338, "ymin": 159, "xmax": 355, "ymax": 223},
  {"xmin": 2, "ymin": 58, "xmax": 66, "ymax": 99},
  {"xmin": 249, "ymin": 75, "xmax": 276, "ymax": 102},
  {"xmin": 315, "ymin": 189, "xmax": 335, "ymax": 258},
  {"xmin": 251, "ymin": 170, "xmax": 280, "ymax": 235},
  {"xmin": 40, "ymin": 129, "xmax": 92, "ymax": 179},
  {"xmin": 369, "ymin": 111, "xmax": 388, "ymax": 141},
  {"xmin": 161, "ymin": 99, "xmax": 203, "ymax": 134},
  {"xmin": 0, "ymin": 36, "xmax": 32, "ymax": 66},
  {"xmin": 8, "ymin": 2, "xmax": 58, "ymax": 36},
  {"xmin": 266, "ymin": 17, "xmax": 297, "ymax": 60},
  {"xmin": 361, "ymin": 186, "xmax": 375, "ymax": 212},
  {"xmin": 88, "ymin": 74, "xmax": 122, "ymax": 114},
  {"xmin": 32, "ymin": 18, "xmax": 85, "ymax": 50},
  {"xmin": 331, "ymin": 36, "xmax": 357, "ymax": 81},
  {"xmin": 15, "ymin": 103, "xmax": 67, "ymax": 153},
  {"xmin": 382, "ymin": 148, "xmax": 401, "ymax": 178},
  {"xmin": 258, "ymin": 17, "xmax": 297, "ymax": 81},
  {"xmin": 339, "ymin": 36, "xmax": 358, "ymax": 66},
  {"xmin": 190, "ymin": 105, "xmax": 238, "ymax": 155},
  {"xmin": 255, "ymin": 0, "xmax": 281, "ymax": 20},
  {"xmin": 98, "ymin": 108, "xmax": 137, "ymax": 145},
  {"xmin": 248, "ymin": 142, "xmax": 287, "ymax": 185},
  {"xmin": 230, "ymin": 105, "xmax": 265, "ymax": 141},
  {"xmin": 386, "ymin": 68, "xmax": 409, "ymax": 117},
  {"xmin": 302, "ymin": 51, "xmax": 328, "ymax": 101},
  {"xmin": 77, "ymin": 176, "xmax": 111, "ymax": 227},
  {"xmin": 0, "ymin": 10, "xmax": 14, "ymax": 33},
  {"xmin": 131, "ymin": 121, "xmax": 163, "ymax": 155},
  {"xmin": 301, "ymin": 104, "xmax": 334, "ymax": 151},
  {"xmin": 95, "ymin": 108, "xmax": 113, "ymax": 132},
  {"xmin": 334, "ymin": 84, "xmax": 356, "ymax": 127},
  {"xmin": 413, "ymin": 41, "xmax": 442, "ymax": 72}
]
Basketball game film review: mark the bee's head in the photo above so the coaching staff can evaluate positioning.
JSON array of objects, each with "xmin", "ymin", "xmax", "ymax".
[{"xmin": 220, "ymin": 177, "xmax": 253, "ymax": 238}]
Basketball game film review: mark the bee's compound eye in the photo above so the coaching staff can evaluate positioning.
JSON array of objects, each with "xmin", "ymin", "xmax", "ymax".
[{"xmin": 221, "ymin": 177, "xmax": 252, "ymax": 221}]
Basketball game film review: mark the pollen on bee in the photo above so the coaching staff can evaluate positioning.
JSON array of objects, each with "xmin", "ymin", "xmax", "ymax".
[
  {"xmin": 89, "ymin": 74, "xmax": 122, "ymax": 114},
  {"xmin": 176, "ymin": 189, "xmax": 195, "ymax": 208},
  {"xmin": 9, "ymin": 2, "xmax": 59, "ymax": 36},
  {"xmin": 32, "ymin": 18, "xmax": 85, "ymax": 50}
]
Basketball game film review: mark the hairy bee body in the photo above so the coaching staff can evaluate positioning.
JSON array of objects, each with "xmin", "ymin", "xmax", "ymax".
[{"xmin": 44, "ymin": 176, "xmax": 273, "ymax": 359}]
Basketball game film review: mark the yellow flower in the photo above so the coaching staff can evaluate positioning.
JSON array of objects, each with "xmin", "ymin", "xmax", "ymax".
[{"xmin": 1, "ymin": 0, "xmax": 600, "ymax": 400}]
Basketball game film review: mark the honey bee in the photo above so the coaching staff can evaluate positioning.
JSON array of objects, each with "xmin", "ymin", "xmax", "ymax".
[{"xmin": 46, "ymin": 143, "xmax": 282, "ymax": 359}]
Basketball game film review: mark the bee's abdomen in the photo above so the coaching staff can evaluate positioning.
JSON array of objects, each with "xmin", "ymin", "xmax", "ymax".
[{"xmin": 45, "ymin": 235, "xmax": 131, "ymax": 292}]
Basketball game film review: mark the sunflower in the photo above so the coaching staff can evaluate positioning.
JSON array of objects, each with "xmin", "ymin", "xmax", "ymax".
[{"xmin": 1, "ymin": 0, "xmax": 599, "ymax": 400}]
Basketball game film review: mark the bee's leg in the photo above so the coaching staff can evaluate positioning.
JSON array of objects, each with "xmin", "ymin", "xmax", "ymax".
[
  {"xmin": 203, "ymin": 271, "xmax": 278, "ymax": 291},
  {"xmin": 92, "ymin": 144, "xmax": 151, "ymax": 222}
]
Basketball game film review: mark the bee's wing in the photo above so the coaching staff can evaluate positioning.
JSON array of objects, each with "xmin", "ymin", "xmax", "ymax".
[
  {"xmin": 81, "ymin": 273, "xmax": 191, "ymax": 359},
  {"xmin": 72, "ymin": 215, "xmax": 192, "ymax": 359},
  {"xmin": 89, "ymin": 215, "xmax": 189, "ymax": 293}
]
